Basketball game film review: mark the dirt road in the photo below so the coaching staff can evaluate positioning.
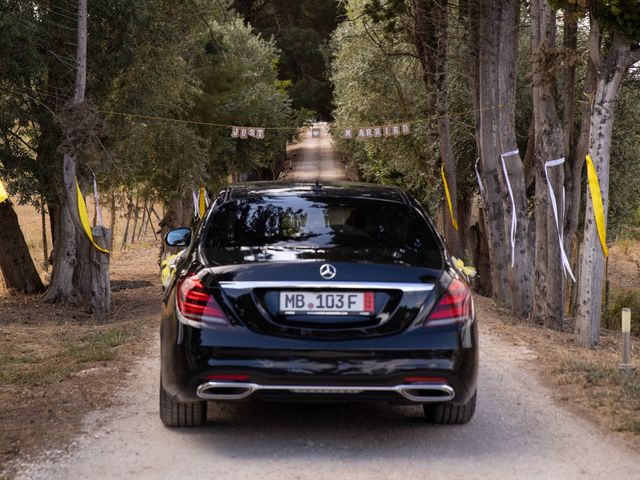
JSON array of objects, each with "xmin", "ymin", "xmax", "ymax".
[
  {"xmin": 286, "ymin": 123, "xmax": 349, "ymax": 181},
  {"xmin": 15, "ymin": 129, "xmax": 640, "ymax": 479}
]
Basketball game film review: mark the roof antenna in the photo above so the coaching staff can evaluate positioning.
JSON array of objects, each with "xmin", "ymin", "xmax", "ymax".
[{"xmin": 313, "ymin": 179, "xmax": 322, "ymax": 193}]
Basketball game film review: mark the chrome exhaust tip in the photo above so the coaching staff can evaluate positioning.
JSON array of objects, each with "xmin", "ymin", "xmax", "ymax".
[
  {"xmin": 196, "ymin": 381, "xmax": 455, "ymax": 403},
  {"xmin": 196, "ymin": 382, "xmax": 257, "ymax": 400},
  {"xmin": 397, "ymin": 384, "xmax": 455, "ymax": 402}
]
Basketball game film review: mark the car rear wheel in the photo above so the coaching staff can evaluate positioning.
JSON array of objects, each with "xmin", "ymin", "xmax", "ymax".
[
  {"xmin": 160, "ymin": 381, "xmax": 207, "ymax": 427},
  {"xmin": 423, "ymin": 391, "xmax": 476, "ymax": 425}
]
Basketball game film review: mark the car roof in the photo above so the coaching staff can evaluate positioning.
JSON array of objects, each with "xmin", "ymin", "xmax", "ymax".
[{"xmin": 223, "ymin": 181, "xmax": 409, "ymax": 204}]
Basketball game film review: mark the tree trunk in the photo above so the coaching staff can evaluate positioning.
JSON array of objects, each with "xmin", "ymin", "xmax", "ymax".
[
  {"xmin": 564, "ymin": 15, "xmax": 595, "ymax": 272},
  {"xmin": 575, "ymin": 25, "xmax": 637, "ymax": 346},
  {"xmin": 41, "ymin": 197, "xmax": 48, "ymax": 272},
  {"xmin": 121, "ymin": 193, "xmax": 133, "ymax": 250},
  {"xmin": 544, "ymin": 152, "xmax": 565, "ymax": 330},
  {"xmin": 531, "ymin": 0, "xmax": 566, "ymax": 329},
  {"xmin": 560, "ymin": 9, "xmax": 578, "ymax": 320},
  {"xmin": 523, "ymin": 117, "xmax": 536, "ymax": 190},
  {"xmin": 43, "ymin": 0, "xmax": 110, "ymax": 311},
  {"xmin": 561, "ymin": 9, "xmax": 578, "ymax": 160},
  {"xmin": 575, "ymin": 81, "xmax": 616, "ymax": 345},
  {"xmin": 457, "ymin": 190, "xmax": 474, "ymax": 258},
  {"xmin": 473, "ymin": 0, "xmax": 511, "ymax": 305},
  {"xmin": 109, "ymin": 193, "xmax": 117, "ymax": 250},
  {"xmin": 48, "ymin": 199, "xmax": 59, "ymax": 261},
  {"xmin": 470, "ymin": 205, "xmax": 493, "ymax": 297},
  {"xmin": 130, "ymin": 194, "xmax": 140, "ymax": 244},
  {"xmin": 414, "ymin": 0, "xmax": 462, "ymax": 258},
  {"xmin": 44, "ymin": 0, "xmax": 88, "ymax": 304},
  {"xmin": 532, "ymin": 162, "xmax": 548, "ymax": 325},
  {"xmin": 141, "ymin": 199, "xmax": 149, "ymax": 238},
  {"xmin": 43, "ymin": 189, "xmax": 81, "ymax": 303},
  {"xmin": 160, "ymin": 196, "xmax": 192, "ymax": 234},
  {"xmin": 0, "ymin": 201, "xmax": 45, "ymax": 294},
  {"xmin": 461, "ymin": 0, "xmax": 493, "ymax": 298},
  {"xmin": 497, "ymin": 0, "xmax": 532, "ymax": 316},
  {"xmin": 90, "ymin": 226, "xmax": 111, "ymax": 313},
  {"xmin": 73, "ymin": 185, "xmax": 93, "ymax": 300},
  {"xmin": 146, "ymin": 205, "xmax": 158, "ymax": 240}
]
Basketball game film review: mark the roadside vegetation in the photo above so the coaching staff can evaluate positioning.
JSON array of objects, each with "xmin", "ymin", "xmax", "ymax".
[
  {"xmin": 480, "ymin": 295, "xmax": 640, "ymax": 442},
  {"xmin": 0, "ymin": 238, "xmax": 160, "ymax": 475}
]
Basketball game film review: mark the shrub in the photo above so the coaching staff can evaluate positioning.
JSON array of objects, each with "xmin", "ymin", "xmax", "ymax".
[{"xmin": 603, "ymin": 289, "xmax": 640, "ymax": 336}]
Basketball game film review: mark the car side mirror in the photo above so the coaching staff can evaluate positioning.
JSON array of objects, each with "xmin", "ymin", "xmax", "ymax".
[{"xmin": 165, "ymin": 227, "xmax": 191, "ymax": 248}]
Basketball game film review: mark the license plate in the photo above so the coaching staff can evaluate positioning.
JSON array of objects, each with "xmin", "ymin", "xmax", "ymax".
[{"xmin": 279, "ymin": 291, "xmax": 375, "ymax": 315}]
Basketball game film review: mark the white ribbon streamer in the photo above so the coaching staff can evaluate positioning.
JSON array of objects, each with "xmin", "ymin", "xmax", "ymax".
[
  {"xmin": 500, "ymin": 150, "xmax": 519, "ymax": 267},
  {"xmin": 192, "ymin": 191, "xmax": 199, "ymax": 218},
  {"xmin": 92, "ymin": 175, "xmax": 104, "ymax": 227},
  {"xmin": 544, "ymin": 158, "xmax": 576, "ymax": 282},
  {"xmin": 475, "ymin": 157, "xmax": 485, "ymax": 198}
]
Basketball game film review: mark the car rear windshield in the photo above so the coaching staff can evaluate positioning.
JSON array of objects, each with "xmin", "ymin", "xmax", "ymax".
[{"xmin": 202, "ymin": 195, "xmax": 443, "ymax": 268}]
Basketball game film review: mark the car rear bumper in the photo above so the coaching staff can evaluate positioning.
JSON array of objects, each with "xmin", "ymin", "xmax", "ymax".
[{"xmin": 161, "ymin": 318, "xmax": 478, "ymax": 405}]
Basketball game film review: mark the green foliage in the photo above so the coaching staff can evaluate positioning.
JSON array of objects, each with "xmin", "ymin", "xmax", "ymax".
[
  {"xmin": 593, "ymin": 0, "xmax": 640, "ymax": 40},
  {"xmin": 331, "ymin": 0, "xmax": 478, "ymax": 215},
  {"xmin": 608, "ymin": 78, "xmax": 640, "ymax": 237},
  {"xmin": 1, "ymin": 0, "xmax": 207, "ymax": 203},
  {"xmin": 187, "ymin": 14, "xmax": 298, "ymax": 190},
  {"xmin": 603, "ymin": 289, "xmax": 640, "ymax": 335},
  {"xmin": 362, "ymin": 0, "xmax": 409, "ymax": 33},
  {"xmin": 551, "ymin": 1, "xmax": 640, "ymax": 42},
  {"xmin": 331, "ymin": 4, "xmax": 438, "ymax": 211},
  {"xmin": 232, "ymin": 0, "xmax": 345, "ymax": 119},
  {"xmin": 0, "ymin": 0, "xmax": 299, "ymax": 210}
]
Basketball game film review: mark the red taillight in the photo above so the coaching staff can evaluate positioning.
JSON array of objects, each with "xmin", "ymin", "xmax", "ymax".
[
  {"xmin": 176, "ymin": 274, "xmax": 228, "ymax": 326},
  {"xmin": 425, "ymin": 278, "xmax": 471, "ymax": 327},
  {"xmin": 404, "ymin": 376, "xmax": 447, "ymax": 384},
  {"xmin": 206, "ymin": 374, "xmax": 249, "ymax": 381}
]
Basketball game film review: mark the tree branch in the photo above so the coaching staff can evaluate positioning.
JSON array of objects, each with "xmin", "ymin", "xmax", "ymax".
[
  {"xmin": 628, "ymin": 45, "xmax": 640, "ymax": 66},
  {"xmin": 7, "ymin": 129, "xmax": 37, "ymax": 154},
  {"xmin": 588, "ymin": 13, "xmax": 602, "ymax": 70},
  {"xmin": 362, "ymin": 19, "xmax": 419, "ymax": 60}
]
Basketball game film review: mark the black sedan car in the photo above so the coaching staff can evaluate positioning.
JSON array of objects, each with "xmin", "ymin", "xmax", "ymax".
[{"xmin": 160, "ymin": 182, "xmax": 478, "ymax": 427}]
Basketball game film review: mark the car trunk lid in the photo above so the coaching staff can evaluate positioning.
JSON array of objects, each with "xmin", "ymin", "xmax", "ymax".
[{"xmin": 202, "ymin": 262, "xmax": 441, "ymax": 339}]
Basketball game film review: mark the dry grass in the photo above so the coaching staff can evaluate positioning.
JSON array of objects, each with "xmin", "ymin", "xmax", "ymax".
[
  {"xmin": 12, "ymin": 204, "xmax": 52, "ymax": 275},
  {"xmin": 0, "ymin": 195, "xmax": 164, "ymax": 475},
  {"xmin": 607, "ymin": 241, "xmax": 640, "ymax": 292},
  {"xmin": 0, "ymin": 245, "xmax": 161, "ymax": 476},
  {"xmin": 479, "ymin": 296, "xmax": 640, "ymax": 448},
  {"xmin": 0, "ymin": 319, "xmax": 142, "ymax": 386}
]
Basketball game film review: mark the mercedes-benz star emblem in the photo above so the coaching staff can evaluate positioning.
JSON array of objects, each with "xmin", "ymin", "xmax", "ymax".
[{"xmin": 319, "ymin": 263, "xmax": 337, "ymax": 280}]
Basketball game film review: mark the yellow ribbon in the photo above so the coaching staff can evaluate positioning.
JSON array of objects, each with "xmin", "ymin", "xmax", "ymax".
[
  {"xmin": 76, "ymin": 178, "xmax": 110, "ymax": 254},
  {"xmin": 0, "ymin": 179, "xmax": 8, "ymax": 204},
  {"xmin": 198, "ymin": 185, "xmax": 207, "ymax": 220},
  {"xmin": 454, "ymin": 257, "xmax": 477, "ymax": 278},
  {"xmin": 585, "ymin": 155, "xmax": 608, "ymax": 258},
  {"xmin": 161, "ymin": 251, "xmax": 184, "ymax": 288},
  {"xmin": 441, "ymin": 165, "xmax": 458, "ymax": 231}
]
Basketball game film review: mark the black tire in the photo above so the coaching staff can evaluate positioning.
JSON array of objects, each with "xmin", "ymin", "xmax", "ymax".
[
  {"xmin": 423, "ymin": 391, "xmax": 476, "ymax": 425},
  {"xmin": 160, "ymin": 382, "xmax": 207, "ymax": 427}
]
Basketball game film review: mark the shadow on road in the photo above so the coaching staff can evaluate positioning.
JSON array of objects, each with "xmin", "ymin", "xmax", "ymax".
[{"xmin": 170, "ymin": 400, "xmax": 506, "ymax": 461}]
